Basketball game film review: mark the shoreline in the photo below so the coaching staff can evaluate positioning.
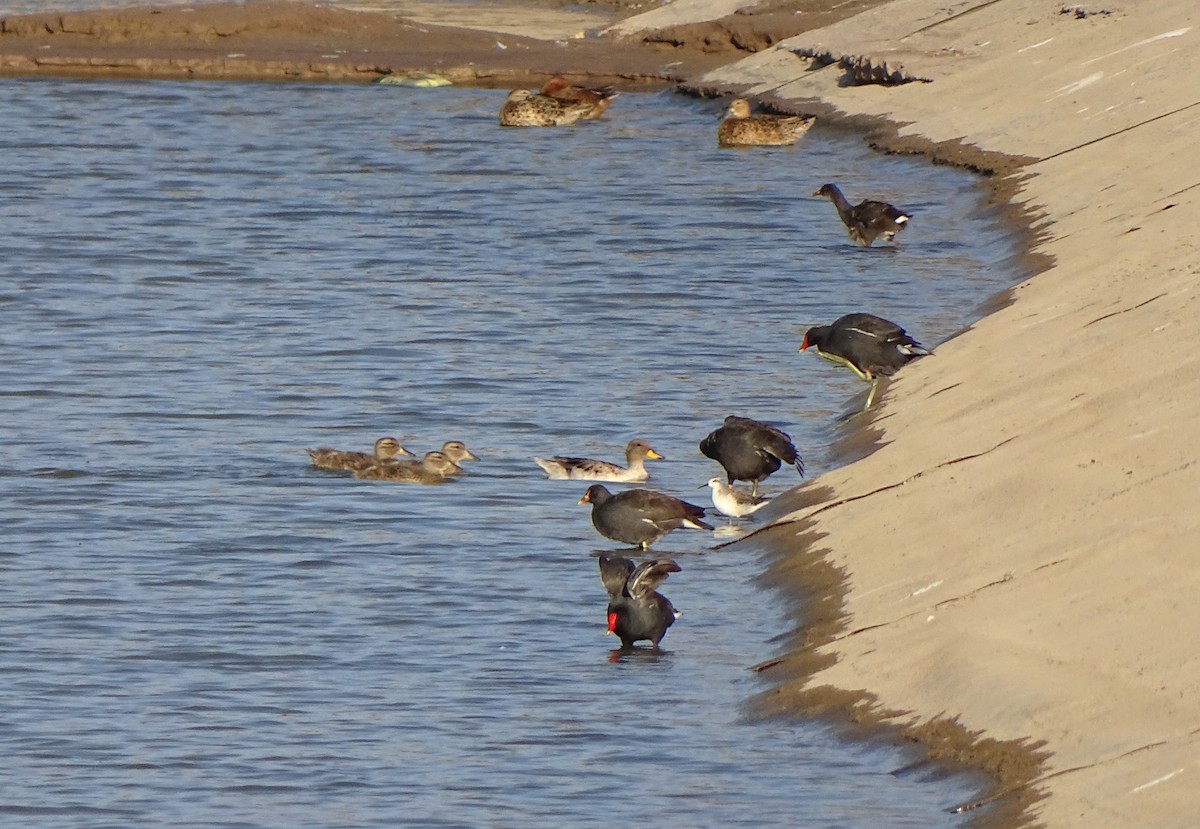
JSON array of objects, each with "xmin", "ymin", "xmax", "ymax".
[
  {"xmin": 5, "ymin": 1, "xmax": 1197, "ymax": 827},
  {"xmin": 693, "ymin": 3, "xmax": 1200, "ymax": 827}
]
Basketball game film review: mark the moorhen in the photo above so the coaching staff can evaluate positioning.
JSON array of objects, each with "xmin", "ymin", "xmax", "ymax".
[
  {"xmin": 800, "ymin": 312, "xmax": 931, "ymax": 408},
  {"xmin": 597, "ymin": 554, "xmax": 682, "ymax": 649},
  {"xmin": 578, "ymin": 484, "xmax": 713, "ymax": 550},
  {"xmin": 699, "ymin": 415, "xmax": 804, "ymax": 496},
  {"xmin": 813, "ymin": 183, "xmax": 911, "ymax": 247}
]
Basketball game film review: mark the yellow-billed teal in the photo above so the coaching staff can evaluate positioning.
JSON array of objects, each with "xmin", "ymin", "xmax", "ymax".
[{"xmin": 534, "ymin": 439, "xmax": 662, "ymax": 483}]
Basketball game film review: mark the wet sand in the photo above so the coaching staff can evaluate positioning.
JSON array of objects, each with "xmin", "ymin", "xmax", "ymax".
[{"xmin": 4, "ymin": 1, "xmax": 1197, "ymax": 827}]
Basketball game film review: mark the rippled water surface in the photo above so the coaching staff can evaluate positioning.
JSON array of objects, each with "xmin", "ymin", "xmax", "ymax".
[{"xmin": 0, "ymin": 76, "xmax": 1018, "ymax": 827}]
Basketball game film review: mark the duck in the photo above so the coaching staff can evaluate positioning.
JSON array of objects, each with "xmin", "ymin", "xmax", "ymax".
[
  {"xmin": 534, "ymin": 439, "xmax": 662, "ymax": 483},
  {"xmin": 717, "ymin": 99, "xmax": 816, "ymax": 147},
  {"xmin": 438, "ymin": 440, "xmax": 478, "ymax": 474},
  {"xmin": 498, "ymin": 89, "xmax": 595, "ymax": 127},
  {"xmin": 306, "ymin": 436, "xmax": 412, "ymax": 472},
  {"xmin": 704, "ymin": 477, "xmax": 769, "ymax": 520},
  {"xmin": 578, "ymin": 484, "xmax": 713, "ymax": 550},
  {"xmin": 597, "ymin": 554, "xmax": 681, "ymax": 649},
  {"xmin": 800, "ymin": 312, "xmax": 931, "ymax": 409},
  {"xmin": 812, "ymin": 183, "xmax": 911, "ymax": 247},
  {"xmin": 699, "ymin": 415, "xmax": 804, "ymax": 496},
  {"xmin": 539, "ymin": 76, "xmax": 619, "ymax": 118},
  {"xmin": 353, "ymin": 450, "xmax": 462, "ymax": 484}
]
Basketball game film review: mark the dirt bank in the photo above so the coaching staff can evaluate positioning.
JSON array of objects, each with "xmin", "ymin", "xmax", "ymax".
[{"xmin": 0, "ymin": 0, "xmax": 882, "ymax": 84}]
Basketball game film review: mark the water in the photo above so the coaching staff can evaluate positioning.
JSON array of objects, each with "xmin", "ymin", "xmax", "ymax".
[{"xmin": 0, "ymin": 76, "xmax": 1017, "ymax": 827}]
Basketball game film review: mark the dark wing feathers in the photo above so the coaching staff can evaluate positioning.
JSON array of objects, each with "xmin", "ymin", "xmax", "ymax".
[{"xmin": 626, "ymin": 559, "xmax": 681, "ymax": 600}]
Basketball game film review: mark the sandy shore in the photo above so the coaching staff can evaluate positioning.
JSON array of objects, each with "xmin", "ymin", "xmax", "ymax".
[
  {"xmin": 4, "ymin": 1, "xmax": 1197, "ymax": 826},
  {"xmin": 685, "ymin": 2, "xmax": 1200, "ymax": 827}
]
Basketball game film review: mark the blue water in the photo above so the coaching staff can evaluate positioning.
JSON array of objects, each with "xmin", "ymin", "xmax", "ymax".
[{"xmin": 0, "ymin": 76, "xmax": 1016, "ymax": 827}]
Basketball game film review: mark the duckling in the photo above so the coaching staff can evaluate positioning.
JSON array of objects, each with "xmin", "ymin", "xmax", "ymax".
[
  {"xmin": 534, "ymin": 439, "xmax": 662, "ymax": 483},
  {"xmin": 354, "ymin": 450, "xmax": 462, "ymax": 484},
  {"xmin": 538, "ymin": 76, "xmax": 619, "ymax": 118},
  {"xmin": 718, "ymin": 99, "xmax": 815, "ymax": 147},
  {"xmin": 306, "ymin": 436, "xmax": 412, "ymax": 472},
  {"xmin": 813, "ymin": 183, "xmax": 911, "ymax": 247},
  {"xmin": 499, "ymin": 89, "xmax": 594, "ymax": 127},
  {"xmin": 438, "ymin": 441, "xmax": 478, "ymax": 474}
]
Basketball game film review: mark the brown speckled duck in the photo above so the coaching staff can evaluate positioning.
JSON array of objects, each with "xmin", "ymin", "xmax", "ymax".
[
  {"xmin": 717, "ymin": 99, "xmax": 815, "ymax": 147},
  {"xmin": 534, "ymin": 439, "xmax": 662, "ymax": 483},
  {"xmin": 539, "ymin": 76, "xmax": 619, "ymax": 119},
  {"xmin": 499, "ymin": 89, "xmax": 595, "ymax": 127},
  {"xmin": 353, "ymin": 450, "xmax": 462, "ymax": 484},
  {"xmin": 813, "ymin": 183, "xmax": 911, "ymax": 247},
  {"xmin": 438, "ymin": 441, "xmax": 478, "ymax": 473},
  {"xmin": 306, "ymin": 436, "xmax": 412, "ymax": 472}
]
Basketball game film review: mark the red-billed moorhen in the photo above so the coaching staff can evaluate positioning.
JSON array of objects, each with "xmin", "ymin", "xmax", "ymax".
[{"xmin": 597, "ymin": 554, "xmax": 681, "ymax": 649}]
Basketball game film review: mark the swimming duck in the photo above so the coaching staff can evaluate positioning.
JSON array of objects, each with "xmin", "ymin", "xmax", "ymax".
[
  {"xmin": 597, "ymin": 554, "xmax": 681, "ymax": 649},
  {"xmin": 699, "ymin": 415, "xmax": 804, "ymax": 496},
  {"xmin": 353, "ymin": 450, "xmax": 462, "ymax": 484},
  {"xmin": 306, "ymin": 436, "xmax": 412, "ymax": 472},
  {"xmin": 578, "ymin": 484, "xmax": 713, "ymax": 550},
  {"xmin": 538, "ymin": 76, "xmax": 619, "ymax": 118},
  {"xmin": 438, "ymin": 441, "xmax": 478, "ymax": 473},
  {"xmin": 534, "ymin": 439, "xmax": 662, "ymax": 483},
  {"xmin": 812, "ymin": 183, "xmax": 911, "ymax": 247},
  {"xmin": 704, "ymin": 477, "xmax": 769, "ymax": 519},
  {"xmin": 718, "ymin": 99, "xmax": 815, "ymax": 147},
  {"xmin": 498, "ymin": 89, "xmax": 595, "ymax": 127}
]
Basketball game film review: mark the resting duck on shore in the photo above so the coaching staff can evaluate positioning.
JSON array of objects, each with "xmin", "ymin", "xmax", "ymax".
[
  {"xmin": 597, "ymin": 553, "xmax": 681, "ymax": 649},
  {"xmin": 539, "ymin": 76, "xmax": 619, "ymax": 118},
  {"xmin": 813, "ymin": 183, "xmax": 911, "ymax": 247},
  {"xmin": 534, "ymin": 439, "xmax": 662, "ymax": 483},
  {"xmin": 498, "ymin": 89, "xmax": 595, "ymax": 127},
  {"xmin": 800, "ymin": 312, "xmax": 931, "ymax": 409},
  {"xmin": 578, "ymin": 485, "xmax": 713, "ymax": 550},
  {"xmin": 353, "ymin": 450, "xmax": 462, "ymax": 483},
  {"xmin": 699, "ymin": 415, "xmax": 804, "ymax": 496},
  {"xmin": 717, "ymin": 99, "xmax": 816, "ymax": 147},
  {"xmin": 306, "ymin": 436, "xmax": 412, "ymax": 472}
]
